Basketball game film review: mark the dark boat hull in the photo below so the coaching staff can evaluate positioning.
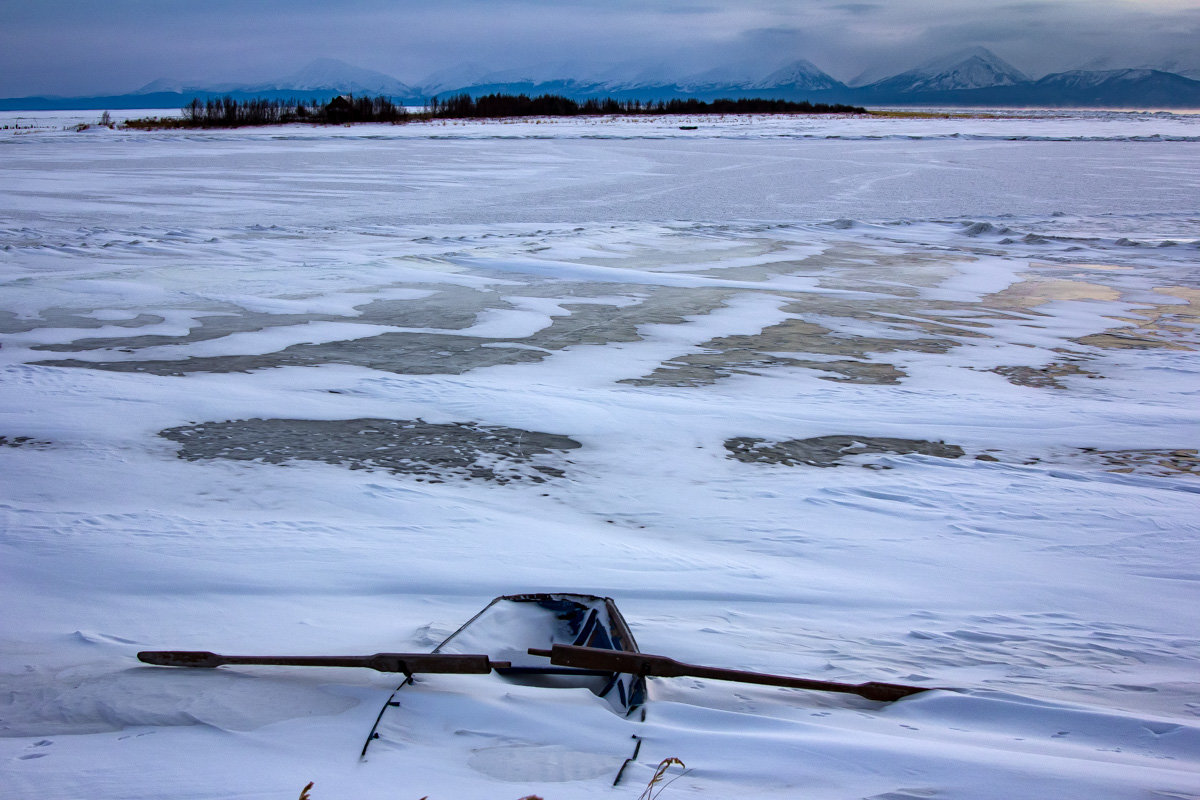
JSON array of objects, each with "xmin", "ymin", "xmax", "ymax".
[{"xmin": 362, "ymin": 593, "xmax": 646, "ymax": 759}]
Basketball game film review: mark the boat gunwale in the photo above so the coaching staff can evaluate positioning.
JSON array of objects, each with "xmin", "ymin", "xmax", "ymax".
[{"xmin": 360, "ymin": 592, "xmax": 645, "ymax": 758}]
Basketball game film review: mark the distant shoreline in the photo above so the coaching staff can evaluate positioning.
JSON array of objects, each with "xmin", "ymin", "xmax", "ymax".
[
  {"xmin": 8, "ymin": 105, "xmax": 1199, "ymax": 136},
  {"xmin": 114, "ymin": 94, "xmax": 868, "ymax": 130}
]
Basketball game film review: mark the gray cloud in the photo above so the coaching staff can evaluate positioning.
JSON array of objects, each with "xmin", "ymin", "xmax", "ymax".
[
  {"xmin": 833, "ymin": 4, "xmax": 882, "ymax": 13},
  {"xmin": 1, "ymin": 0, "xmax": 1197, "ymax": 96}
]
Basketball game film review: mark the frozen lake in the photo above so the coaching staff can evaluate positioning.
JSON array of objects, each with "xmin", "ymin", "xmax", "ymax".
[{"xmin": 2, "ymin": 110, "xmax": 1199, "ymax": 799}]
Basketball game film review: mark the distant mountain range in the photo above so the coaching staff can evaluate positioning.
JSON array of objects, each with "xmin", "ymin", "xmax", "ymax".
[
  {"xmin": 5, "ymin": 49, "xmax": 1200, "ymax": 111},
  {"xmin": 136, "ymin": 58, "xmax": 420, "ymax": 99}
]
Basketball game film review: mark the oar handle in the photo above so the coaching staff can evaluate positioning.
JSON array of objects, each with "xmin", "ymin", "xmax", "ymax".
[
  {"xmin": 531, "ymin": 644, "xmax": 934, "ymax": 702},
  {"xmin": 137, "ymin": 651, "xmax": 505, "ymax": 674}
]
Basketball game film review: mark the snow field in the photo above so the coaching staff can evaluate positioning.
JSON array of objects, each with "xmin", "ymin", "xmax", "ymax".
[{"xmin": 2, "ymin": 110, "xmax": 1199, "ymax": 799}]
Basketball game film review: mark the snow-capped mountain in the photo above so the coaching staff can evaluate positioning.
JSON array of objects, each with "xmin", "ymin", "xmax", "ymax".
[
  {"xmin": 134, "ymin": 78, "xmax": 245, "ymax": 95},
  {"xmin": 417, "ymin": 61, "xmax": 612, "ymax": 97},
  {"xmin": 418, "ymin": 63, "xmax": 495, "ymax": 96},
  {"xmin": 417, "ymin": 58, "xmax": 846, "ymax": 98},
  {"xmin": 748, "ymin": 60, "xmax": 844, "ymax": 91},
  {"xmin": 246, "ymin": 58, "xmax": 416, "ymax": 97},
  {"xmin": 134, "ymin": 78, "xmax": 188, "ymax": 94},
  {"xmin": 132, "ymin": 59, "xmax": 419, "ymax": 100},
  {"xmin": 865, "ymin": 47, "xmax": 1028, "ymax": 93},
  {"xmin": 1074, "ymin": 54, "xmax": 1200, "ymax": 82},
  {"xmin": 1039, "ymin": 68, "xmax": 1160, "ymax": 90},
  {"xmin": 671, "ymin": 61, "xmax": 780, "ymax": 92},
  {"xmin": 1025, "ymin": 68, "xmax": 1200, "ymax": 107},
  {"xmin": 582, "ymin": 61, "xmax": 685, "ymax": 92}
]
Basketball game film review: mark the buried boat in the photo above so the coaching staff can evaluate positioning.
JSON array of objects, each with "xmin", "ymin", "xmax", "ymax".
[
  {"xmin": 139, "ymin": 593, "xmax": 651, "ymax": 776},
  {"xmin": 360, "ymin": 593, "xmax": 648, "ymax": 757},
  {"xmin": 138, "ymin": 592, "xmax": 933, "ymax": 783}
]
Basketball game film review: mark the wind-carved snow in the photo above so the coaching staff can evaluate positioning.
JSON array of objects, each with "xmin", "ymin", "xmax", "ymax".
[{"xmin": 1, "ymin": 112, "xmax": 1199, "ymax": 800}]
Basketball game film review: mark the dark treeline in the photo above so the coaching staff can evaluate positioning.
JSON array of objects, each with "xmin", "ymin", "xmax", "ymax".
[
  {"xmin": 182, "ymin": 95, "xmax": 406, "ymax": 125},
  {"xmin": 126, "ymin": 95, "xmax": 408, "ymax": 128},
  {"xmin": 430, "ymin": 93, "xmax": 865, "ymax": 117},
  {"xmin": 124, "ymin": 93, "xmax": 865, "ymax": 129}
]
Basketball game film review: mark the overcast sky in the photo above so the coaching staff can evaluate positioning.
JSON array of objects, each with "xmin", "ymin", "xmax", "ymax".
[{"xmin": 3, "ymin": 0, "xmax": 1199, "ymax": 96}]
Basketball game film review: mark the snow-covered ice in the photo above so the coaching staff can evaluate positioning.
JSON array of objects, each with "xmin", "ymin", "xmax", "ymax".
[{"xmin": 2, "ymin": 110, "xmax": 1199, "ymax": 799}]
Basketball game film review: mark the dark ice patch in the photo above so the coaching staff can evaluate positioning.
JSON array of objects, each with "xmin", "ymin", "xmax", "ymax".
[
  {"xmin": 159, "ymin": 418, "xmax": 581, "ymax": 483},
  {"xmin": 624, "ymin": 352, "xmax": 908, "ymax": 386},
  {"xmin": 0, "ymin": 435, "xmax": 51, "ymax": 449},
  {"xmin": 1081, "ymin": 447, "xmax": 1200, "ymax": 478},
  {"xmin": 725, "ymin": 435, "xmax": 965, "ymax": 468},
  {"xmin": 991, "ymin": 361, "xmax": 1100, "ymax": 389},
  {"xmin": 35, "ymin": 285, "xmax": 732, "ymax": 377},
  {"xmin": 0, "ymin": 308, "xmax": 166, "ymax": 335},
  {"xmin": 625, "ymin": 311, "xmax": 960, "ymax": 387},
  {"xmin": 1074, "ymin": 331, "xmax": 1190, "ymax": 351},
  {"xmin": 31, "ymin": 287, "xmax": 488, "ymax": 353},
  {"xmin": 51, "ymin": 332, "xmax": 551, "ymax": 376}
]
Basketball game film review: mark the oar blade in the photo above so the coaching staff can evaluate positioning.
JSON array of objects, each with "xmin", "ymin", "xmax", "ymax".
[
  {"xmin": 856, "ymin": 681, "xmax": 932, "ymax": 702},
  {"xmin": 138, "ymin": 650, "xmax": 224, "ymax": 668}
]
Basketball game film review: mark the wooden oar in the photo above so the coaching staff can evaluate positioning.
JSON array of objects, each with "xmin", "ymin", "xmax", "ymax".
[
  {"xmin": 529, "ymin": 644, "xmax": 936, "ymax": 702},
  {"xmin": 138, "ymin": 650, "xmax": 508, "ymax": 675}
]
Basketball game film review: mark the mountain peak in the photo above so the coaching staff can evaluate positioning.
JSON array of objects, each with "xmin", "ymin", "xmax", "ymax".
[
  {"xmin": 915, "ymin": 47, "xmax": 1014, "ymax": 74},
  {"xmin": 1073, "ymin": 54, "xmax": 1200, "ymax": 81},
  {"xmin": 135, "ymin": 78, "xmax": 185, "ymax": 94},
  {"xmin": 749, "ymin": 59, "xmax": 842, "ymax": 91},
  {"xmin": 870, "ymin": 47, "xmax": 1028, "ymax": 92},
  {"xmin": 249, "ymin": 58, "xmax": 415, "ymax": 96},
  {"xmin": 418, "ymin": 62, "xmax": 493, "ymax": 95}
]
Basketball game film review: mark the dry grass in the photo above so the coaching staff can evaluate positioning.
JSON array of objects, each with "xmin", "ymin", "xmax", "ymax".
[
  {"xmin": 637, "ymin": 758, "xmax": 689, "ymax": 800},
  {"xmin": 868, "ymin": 109, "xmax": 979, "ymax": 118}
]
